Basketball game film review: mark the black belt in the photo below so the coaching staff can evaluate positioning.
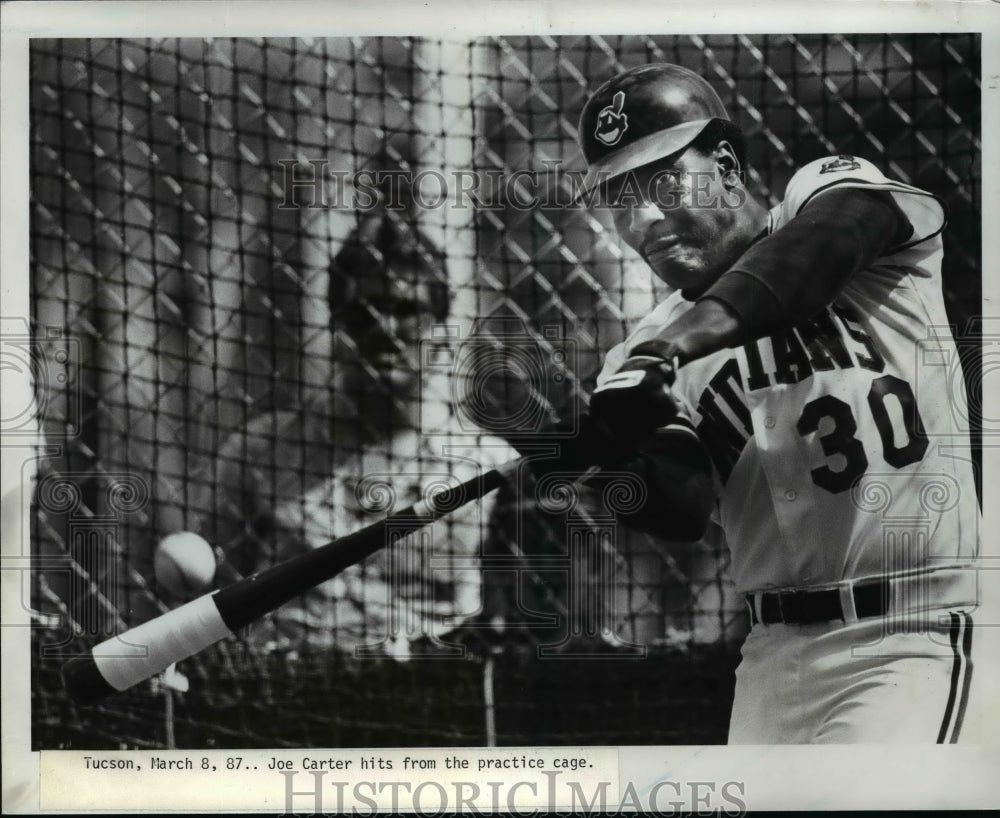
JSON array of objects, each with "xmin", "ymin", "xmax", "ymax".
[{"xmin": 747, "ymin": 579, "xmax": 889, "ymax": 626}]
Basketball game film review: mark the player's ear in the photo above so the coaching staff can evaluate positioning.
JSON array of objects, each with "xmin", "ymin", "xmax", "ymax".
[{"xmin": 715, "ymin": 142, "xmax": 742, "ymax": 187}]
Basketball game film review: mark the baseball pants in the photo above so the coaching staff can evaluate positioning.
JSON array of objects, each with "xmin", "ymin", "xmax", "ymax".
[{"xmin": 727, "ymin": 608, "xmax": 979, "ymax": 744}]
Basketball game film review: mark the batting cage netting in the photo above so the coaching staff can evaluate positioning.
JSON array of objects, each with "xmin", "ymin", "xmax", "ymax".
[{"xmin": 27, "ymin": 34, "xmax": 980, "ymax": 749}]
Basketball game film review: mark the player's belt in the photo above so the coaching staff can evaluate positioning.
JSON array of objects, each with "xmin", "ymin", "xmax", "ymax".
[
  {"xmin": 745, "ymin": 567, "xmax": 978, "ymax": 627},
  {"xmin": 747, "ymin": 581, "xmax": 887, "ymax": 626}
]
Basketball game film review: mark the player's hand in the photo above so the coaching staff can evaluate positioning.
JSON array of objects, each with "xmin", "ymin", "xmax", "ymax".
[{"xmin": 589, "ymin": 349, "xmax": 680, "ymax": 442}]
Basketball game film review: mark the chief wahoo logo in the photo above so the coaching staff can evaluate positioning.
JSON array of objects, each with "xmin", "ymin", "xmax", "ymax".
[{"xmin": 594, "ymin": 91, "xmax": 628, "ymax": 146}]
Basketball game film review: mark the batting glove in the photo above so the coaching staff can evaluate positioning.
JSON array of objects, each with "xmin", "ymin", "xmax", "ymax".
[{"xmin": 589, "ymin": 348, "xmax": 680, "ymax": 443}]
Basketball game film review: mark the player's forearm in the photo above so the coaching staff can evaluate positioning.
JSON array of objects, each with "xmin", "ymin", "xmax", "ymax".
[
  {"xmin": 651, "ymin": 189, "xmax": 910, "ymax": 366},
  {"xmin": 643, "ymin": 297, "xmax": 744, "ymax": 366},
  {"xmin": 517, "ymin": 418, "xmax": 714, "ymax": 541},
  {"xmin": 593, "ymin": 431, "xmax": 715, "ymax": 542}
]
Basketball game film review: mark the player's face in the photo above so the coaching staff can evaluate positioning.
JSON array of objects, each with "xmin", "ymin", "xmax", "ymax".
[
  {"xmin": 343, "ymin": 272, "xmax": 435, "ymax": 393},
  {"xmin": 609, "ymin": 146, "xmax": 749, "ymax": 293}
]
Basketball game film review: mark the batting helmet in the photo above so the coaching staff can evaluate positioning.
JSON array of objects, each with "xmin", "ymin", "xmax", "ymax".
[{"xmin": 578, "ymin": 63, "xmax": 730, "ymax": 196}]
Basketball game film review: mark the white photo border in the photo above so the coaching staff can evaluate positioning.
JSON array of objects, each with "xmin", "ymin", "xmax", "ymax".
[{"xmin": 2, "ymin": 1, "xmax": 998, "ymax": 813}]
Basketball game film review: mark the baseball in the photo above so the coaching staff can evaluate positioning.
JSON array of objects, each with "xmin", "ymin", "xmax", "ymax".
[{"xmin": 154, "ymin": 531, "xmax": 216, "ymax": 597}]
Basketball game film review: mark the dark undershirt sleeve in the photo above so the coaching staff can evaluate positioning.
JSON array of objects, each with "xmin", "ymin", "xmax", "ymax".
[{"xmin": 700, "ymin": 187, "xmax": 913, "ymax": 339}]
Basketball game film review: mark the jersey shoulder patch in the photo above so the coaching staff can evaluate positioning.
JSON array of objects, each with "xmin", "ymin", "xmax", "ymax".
[
  {"xmin": 819, "ymin": 154, "xmax": 863, "ymax": 175},
  {"xmin": 773, "ymin": 155, "xmax": 945, "ymax": 250},
  {"xmin": 780, "ymin": 155, "xmax": 889, "ymax": 219}
]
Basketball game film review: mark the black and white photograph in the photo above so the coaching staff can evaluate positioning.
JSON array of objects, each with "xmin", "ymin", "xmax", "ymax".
[{"xmin": 2, "ymin": 0, "xmax": 998, "ymax": 812}]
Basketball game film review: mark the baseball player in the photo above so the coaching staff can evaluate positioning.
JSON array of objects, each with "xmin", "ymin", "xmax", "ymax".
[
  {"xmin": 561, "ymin": 63, "xmax": 983, "ymax": 743},
  {"xmin": 206, "ymin": 214, "xmax": 514, "ymax": 657}
]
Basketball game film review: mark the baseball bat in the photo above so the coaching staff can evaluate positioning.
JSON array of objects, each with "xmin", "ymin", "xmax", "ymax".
[{"xmin": 62, "ymin": 458, "xmax": 522, "ymax": 705}]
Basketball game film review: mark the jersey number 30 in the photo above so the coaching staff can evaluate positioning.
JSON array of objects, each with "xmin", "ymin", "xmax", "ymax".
[{"xmin": 796, "ymin": 374, "xmax": 928, "ymax": 493}]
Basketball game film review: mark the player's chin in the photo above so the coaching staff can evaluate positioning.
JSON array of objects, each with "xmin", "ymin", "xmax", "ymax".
[{"xmin": 647, "ymin": 253, "xmax": 711, "ymax": 291}]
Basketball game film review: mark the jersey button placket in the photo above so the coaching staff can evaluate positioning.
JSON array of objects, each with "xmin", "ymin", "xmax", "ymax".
[{"xmin": 784, "ymin": 489, "xmax": 797, "ymax": 501}]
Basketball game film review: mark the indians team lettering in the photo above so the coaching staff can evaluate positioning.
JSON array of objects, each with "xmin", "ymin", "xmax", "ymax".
[{"xmin": 695, "ymin": 302, "xmax": 926, "ymax": 489}]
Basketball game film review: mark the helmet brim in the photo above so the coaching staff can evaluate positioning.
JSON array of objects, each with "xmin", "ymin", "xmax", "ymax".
[{"xmin": 576, "ymin": 118, "xmax": 717, "ymax": 203}]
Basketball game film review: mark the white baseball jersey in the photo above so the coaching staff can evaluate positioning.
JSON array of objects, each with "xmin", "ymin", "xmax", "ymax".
[{"xmin": 598, "ymin": 155, "xmax": 979, "ymax": 595}]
